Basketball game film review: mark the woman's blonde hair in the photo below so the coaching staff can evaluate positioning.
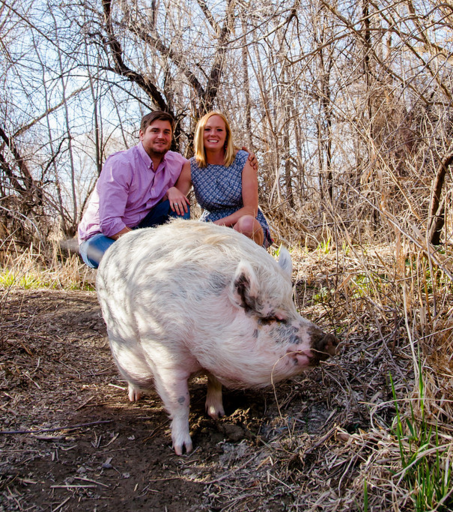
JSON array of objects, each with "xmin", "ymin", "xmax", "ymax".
[{"xmin": 194, "ymin": 111, "xmax": 235, "ymax": 168}]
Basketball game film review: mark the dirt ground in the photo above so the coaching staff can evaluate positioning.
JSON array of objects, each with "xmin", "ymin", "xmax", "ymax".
[{"xmin": 0, "ymin": 287, "xmax": 409, "ymax": 511}]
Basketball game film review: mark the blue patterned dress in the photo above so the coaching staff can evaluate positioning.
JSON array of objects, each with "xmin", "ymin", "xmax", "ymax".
[{"xmin": 190, "ymin": 150, "xmax": 273, "ymax": 247}]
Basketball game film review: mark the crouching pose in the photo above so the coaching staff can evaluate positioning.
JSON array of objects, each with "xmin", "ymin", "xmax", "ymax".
[
  {"xmin": 174, "ymin": 111, "xmax": 273, "ymax": 248},
  {"xmin": 78, "ymin": 111, "xmax": 190, "ymax": 268}
]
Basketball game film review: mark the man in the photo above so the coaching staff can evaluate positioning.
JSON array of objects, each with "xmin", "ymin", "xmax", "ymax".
[
  {"xmin": 78, "ymin": 111, "xmax": 257, "ymax": 268},
  {"xmin": 78, "ymin": 111, "xmax": 190, "ymax": 268}
]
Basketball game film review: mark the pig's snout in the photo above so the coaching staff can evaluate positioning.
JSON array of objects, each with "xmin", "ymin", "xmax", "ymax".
[{"xmin": 308, "ymin": 327, "xmax": 339, "ymax": 365}]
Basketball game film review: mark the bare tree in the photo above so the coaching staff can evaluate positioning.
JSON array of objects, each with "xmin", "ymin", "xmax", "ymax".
[{"xmin": 1, "ymin": 0, "xmax": 453, "ymax": 250}]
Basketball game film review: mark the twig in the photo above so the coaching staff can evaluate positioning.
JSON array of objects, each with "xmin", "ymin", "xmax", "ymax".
[
  {"xmin": 51, "ymin": 484, "xmax": 97, "ymax": 489},
  {"xmin": 108, "ymin": 383, "xmax": 126, "ymax": 390},
  {"xmin": 75, "ymin": 396, "xmax": 95, "ymax": 411},
  {"xmin": 24, "ymin": 372, "xmax": 41, "ymax": 389},
  {"xmin": 0, "ymin": 420, "xmax": 113, "ymax": 435},
  {"xmin": 304, "ymin": 426, "xmax": 337, "ymax": 455},
  {"xmin": 52, "ymin": 496, "xmax": 71, "ymax": 511},
  {"xmin": 103, "ymin": 432, "xmax": 119, "ymax": 447},
  {"xmin": 143, "ymin": 419, "xmax": 169, "ymax": 443},
  {"xmin": 73, "ymin": 476, "xmax": 110, "ymax": 488},
  {"xmin": 267, "ymin": 471, "xmax": 295, "ymax": 491},
  {"xmin": 3, "ymin": 329, "xmax": 50, "ymax": 340},
  {"xmin": 202, "ymin": 453, "xmax": 260, "ymax": 484}
]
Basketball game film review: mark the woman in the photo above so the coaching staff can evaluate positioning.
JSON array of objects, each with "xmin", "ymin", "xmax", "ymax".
[{"xmin": 170, "ymin": 111, "xmax": 272, "ymax": 247}]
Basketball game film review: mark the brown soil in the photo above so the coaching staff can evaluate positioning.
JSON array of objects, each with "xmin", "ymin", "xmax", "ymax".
[{"xmin": 0, "ymin": 287, "xmax": 407, "ymax": 511}]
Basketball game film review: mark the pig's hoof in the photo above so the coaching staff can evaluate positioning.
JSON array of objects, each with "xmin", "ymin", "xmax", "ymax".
[
  {"xmin": 172, "ymin": 419, "xmax": 193, "ymax": 455},
  {"xmin": 206, "ymin": 403, "xmax": 225, "ymax": 419},
  {"xmin": 172, "ymin": 435, "xmax": 193, "ymax": 455},
  {"xmin": 128, "ymin": 384, "xmax": 142, "ymax": 402}
]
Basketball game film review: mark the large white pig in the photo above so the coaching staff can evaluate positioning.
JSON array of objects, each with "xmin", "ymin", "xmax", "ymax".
[{"xmin": 96, "ymin": 220, "xmax": 338, "ymax": 455}]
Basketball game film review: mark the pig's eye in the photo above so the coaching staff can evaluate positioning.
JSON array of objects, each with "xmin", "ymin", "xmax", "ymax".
[{"xmin": 260, "ymin": 315, "xmax": 287, "ymax": 325}]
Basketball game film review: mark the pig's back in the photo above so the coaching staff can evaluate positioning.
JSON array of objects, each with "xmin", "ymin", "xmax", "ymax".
[
  {"xmin": 96, "ymin": 220, "xmax": 273, "ymax": 337},
  {"xmin": 98, "ymin": 220, "xmax": 270, "ymax": 287}
]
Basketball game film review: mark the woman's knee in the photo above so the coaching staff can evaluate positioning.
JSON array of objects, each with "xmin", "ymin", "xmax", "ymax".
[
  {"xmin": 233, "ymin": 216, "xmax": 264, "ymax": 245},
  {"xmin": 233, "ymin": 215, "xmax": 254, "ymax": 234}
]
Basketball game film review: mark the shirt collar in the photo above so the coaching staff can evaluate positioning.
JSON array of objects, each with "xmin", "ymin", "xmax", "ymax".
[{"xmin": 138, "ymin": 142, "xmax": 168, "ymax": 171}]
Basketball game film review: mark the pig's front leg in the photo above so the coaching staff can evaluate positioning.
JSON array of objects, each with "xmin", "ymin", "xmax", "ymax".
[
  {"xmin": 153, "ymin": 368, "xmax": 192, "ymax": 455},
  {"xmin": 205, "ymin": 372, "xmax": 224, "ymax": 419}
]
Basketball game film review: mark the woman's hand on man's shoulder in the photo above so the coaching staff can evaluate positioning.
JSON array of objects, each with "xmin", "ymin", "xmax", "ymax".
[{"xmin": 241, "ymin": 147, "xmax": 258, "ymax": 172}]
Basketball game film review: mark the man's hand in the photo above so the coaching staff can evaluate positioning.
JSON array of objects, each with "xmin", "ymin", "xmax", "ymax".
[
  {"xmin": 167, "ymin": 187, "xmax": 190, "ymax": 216},
  {"xmin": 111, "ymin": 227, "xmax": 132, "ymax": 240},
  {"xmin": 242, "ymin": 147, "xmax": 258, "ymax": 172}
]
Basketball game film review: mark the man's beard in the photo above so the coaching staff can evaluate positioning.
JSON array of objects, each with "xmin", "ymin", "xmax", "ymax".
[{"xmin": 147, "ymin": 143, "xmax": 171, "ymax": 158}]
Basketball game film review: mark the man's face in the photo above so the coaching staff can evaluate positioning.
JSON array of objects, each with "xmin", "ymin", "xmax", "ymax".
[{"xmin": 139, "ymin": 120, "xmax": 173, "ymax": 157}]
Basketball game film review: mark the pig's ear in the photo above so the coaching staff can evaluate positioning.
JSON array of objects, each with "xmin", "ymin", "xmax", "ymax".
[
  {"xmin": 229, "ymin": 260, "xmax": 260, "ymax": 313},
  {"xmin": 278, "ymin": 247, "xmax": 292, "ymax": 278}
]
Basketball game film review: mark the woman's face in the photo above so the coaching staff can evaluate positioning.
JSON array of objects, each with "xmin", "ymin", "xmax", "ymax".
[{"xmin": 203, "ymin": 115, "xmax": 227, "ymax": 152}]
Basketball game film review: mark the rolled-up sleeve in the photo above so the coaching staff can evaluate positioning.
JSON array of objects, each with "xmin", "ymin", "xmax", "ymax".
[{"xmin": 98, "ymin": 155, "xmax": 133, "ymax": 237}]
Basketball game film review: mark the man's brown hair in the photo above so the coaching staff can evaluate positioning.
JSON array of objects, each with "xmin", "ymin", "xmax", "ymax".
[{"xmin": 140, "ymin": 111, "xmax": 175, "ymax": 133}]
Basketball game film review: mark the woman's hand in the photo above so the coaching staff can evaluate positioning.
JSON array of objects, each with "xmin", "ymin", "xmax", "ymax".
[
  {"xmin": 166, "ymin": 187, "xmax": 190, "ymax": 216},
  {"xmin": 242, "ymin": 147, "xmax": 258, "ymax": 172}
]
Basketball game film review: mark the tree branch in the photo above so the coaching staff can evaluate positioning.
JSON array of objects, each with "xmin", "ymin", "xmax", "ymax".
[
  {"xmin": 102, "ymin": 0, "xmax": 169, "ymax": 111},
  {"xmin": 428, "ymin": 145, "xmax": 453, "ymax": 244}
]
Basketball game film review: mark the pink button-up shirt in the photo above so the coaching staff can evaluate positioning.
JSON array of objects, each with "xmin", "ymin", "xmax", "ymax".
[{"xmin": 78, "ymin": 143, "xmax": 187, "ymax": 243}]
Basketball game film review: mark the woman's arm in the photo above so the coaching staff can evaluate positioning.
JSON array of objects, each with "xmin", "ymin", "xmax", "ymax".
[
  {"xmin": 166, "ymin": 161, "xmax": 192, "ymax": 214},
  {"xmin": 213, "ymin": 160, "xmax": 258, "ymax": 227}
]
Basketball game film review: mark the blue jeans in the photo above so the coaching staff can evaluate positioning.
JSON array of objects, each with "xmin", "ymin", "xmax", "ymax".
[{"xmin": 79, "ymin": 200, "xmax": 190, "ymax": 269}]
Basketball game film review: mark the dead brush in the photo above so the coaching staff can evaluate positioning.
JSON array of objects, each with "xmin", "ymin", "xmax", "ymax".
[
  {"xmin": 0, "ymin": 239, "xmax": 96, "ymax": 293},
  {"xmin": 280, "ymin": 217, "xmax": 453, "ymax": 511}
]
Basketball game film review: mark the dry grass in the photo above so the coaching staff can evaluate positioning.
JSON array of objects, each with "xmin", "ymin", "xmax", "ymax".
[
  {"xmin": 282, "ymin": 221, "xmax": 453, "ymax": 510},
  {"xmin": 0, "ymin": 241, "xmax": 96, "ymax": 292}
]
